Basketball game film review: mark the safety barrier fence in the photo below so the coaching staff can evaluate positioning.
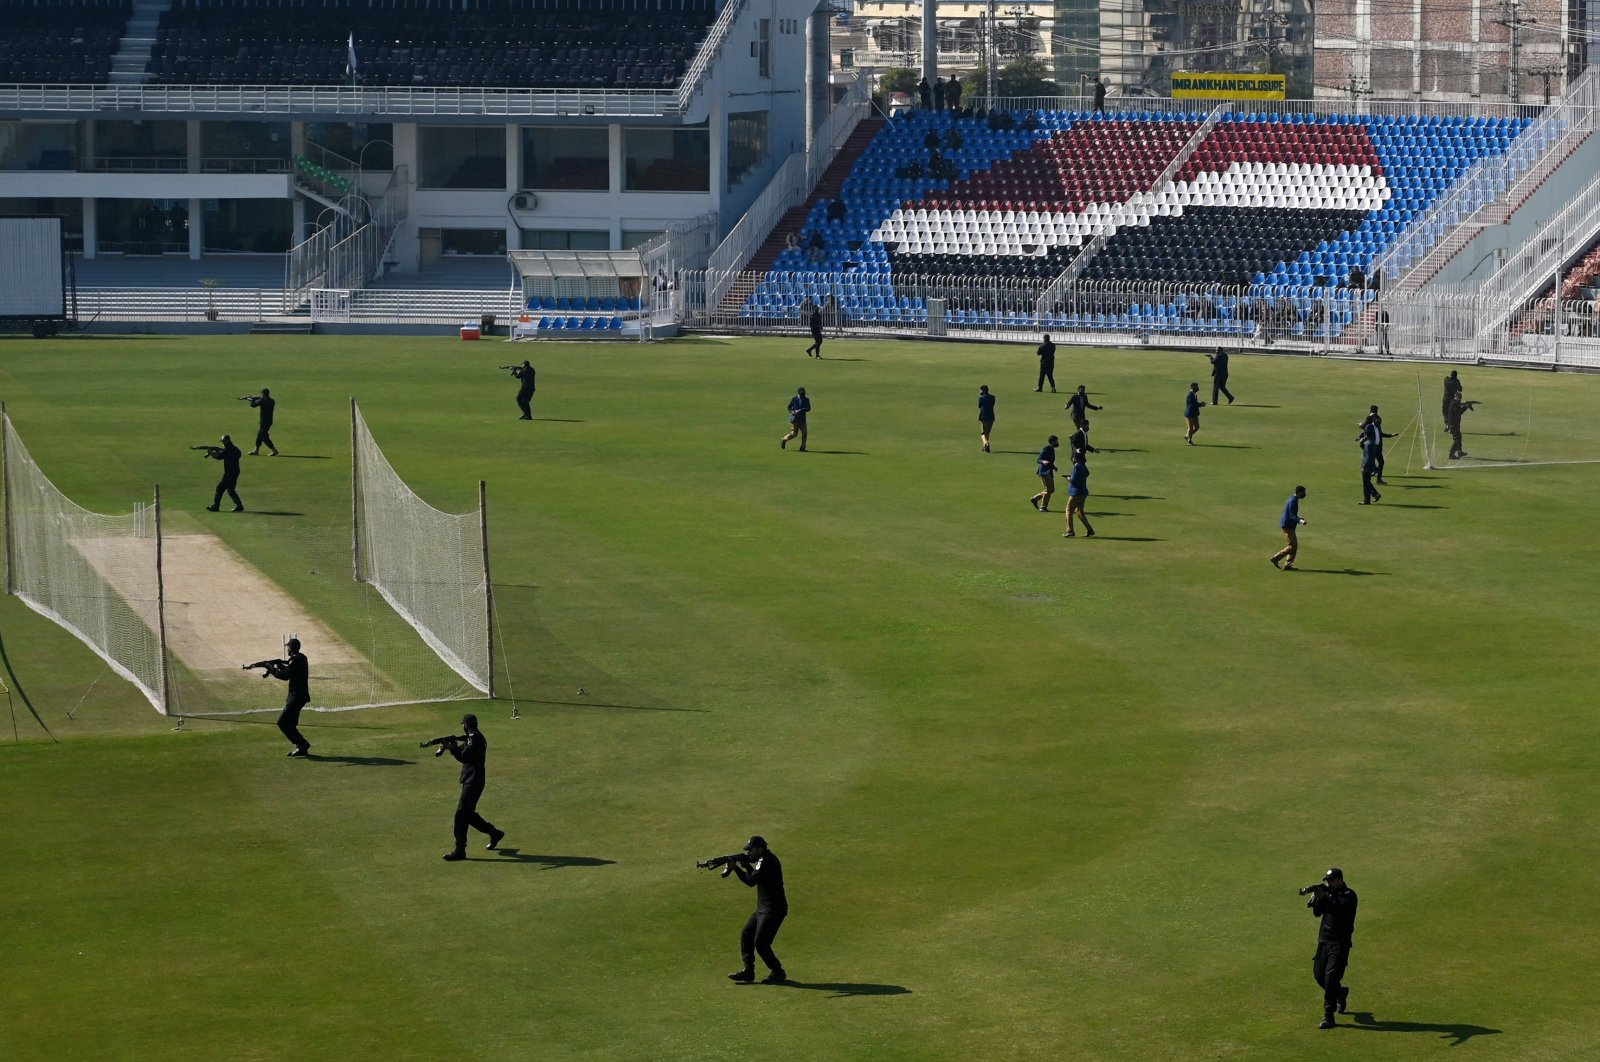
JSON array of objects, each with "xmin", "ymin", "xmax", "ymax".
[{"xmin": 677, "ymin": 269, "xmax": 1600, "ymax": 368}]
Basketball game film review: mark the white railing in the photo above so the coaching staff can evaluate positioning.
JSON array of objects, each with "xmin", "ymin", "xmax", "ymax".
[
  {"xmin": 76, "ymin": 287, "xmax": 292, "ymax": 322},
  {"xmin": 1375, "ymin": 68, "xmax": 1600, "ymax": 291},
  {"xmin": 675, "ymin": 0, "xmax": 747, "ymax": 113},
  {"xmin": 704, "ymin": 75, "xmax": 871, "ymax": 307},
  {"xmin": 286, "ymin": 164, "xmax": 408, "ymax": 305},
  {"xmin": 1470, "ymin": 175, "xmax": 1600, "ymax": 335},
  {"xmin": 0, "ymin": 82, "xmax": 680, "ymax": 118},
  {"xmin": 678, "ymin": 267, "xmax": 1598, "ymax": 366},
  {"xmin": 311, "ymin": 287, "xmax": 519, "ymax": 325},
  {"xmin": 638, "ymin": 211, "xmax": 719, "ymax": 282},
  {"xmin": 990, "ymin": 93, "xmax": 1576, "ymax": 124}
]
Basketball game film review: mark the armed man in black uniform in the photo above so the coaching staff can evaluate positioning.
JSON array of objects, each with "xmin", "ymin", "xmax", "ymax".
[
  {"xmin": 509, "ymin": 360, "xmax": 536, "ymax": 419},
  {"xmin": 1305, "ymin": 866, "xmax": 1358, "ymax": 1028},
  {"xmin": 204, "ymin": 434, "xmax": 244, "ymax": 512},
  {"xmin": 263, "ymin": 637, "xmax": 311, "ymax": 757},
  {"xmin": 442, "ymin": 713, "xmax": 504, "ymax": 861},
  {"xmin": 726, "ymin": 835, "xmax": 789, "ymax": 984},
  {"xmin": 244, "ymin": 388, "xmax": 279, "ymax": 455}
]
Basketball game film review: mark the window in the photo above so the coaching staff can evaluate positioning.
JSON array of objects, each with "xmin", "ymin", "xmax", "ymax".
[
  {"xmin": 418, "ymin": 126, "xmax": 506, "ymax": 190},
  {"xmin": 201, "ymin": 199, "xmax": 293, "ymax": 253},
  {"xmin": 442, "ymin": 228, "xmax": 507, "ymax": 256},
  {"xmin": 521, "ymin": 126, "xmax": 609, "ymax": 190},
  {"xmin": 520, "ymin": 229, "xmax": 610, "ymax": 251},
  {"xmin": 726, "ymin": 110, "xmax": 769, "ymax": 190},
  {"xmin": 623, "ymin": 123, "xmax": 709, "ymax": 192},
  {"xmin": 621, "ymin": 229, "xmax": 664, "ymax": 249},
  {"xmin": 0, "ymin": 121, "xmax": 79, "ymax": 171},
  {"xmin": 756, "ymin": 18, "xmax": 771, "ymax": 78},
  {"xmin": 96, "ymin": 198, "xmax": 189, "ymax": 255},
  {"xmin": 0, "ymin": 197, "xmax": 83, "ymax": 250},
  {"xmin": 306, "ymin": 123, "xmax": 393, "ymax": 170},
  {"xmin": 200, "ymin": 121, "xmax": 291, "ymax": 173},
  {"xmin": 93, "ymin": 120, "xmax": 185, "ymax": 171}
]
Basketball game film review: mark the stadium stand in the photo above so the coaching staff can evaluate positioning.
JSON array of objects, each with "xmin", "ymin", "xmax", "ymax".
[
  {"xmin": 740, "ymin": 107, "xmax": 1541, "ymax": 340},
  {"xmin": 146, "ymin": 0, "xmax": 715, "ymax": 88},
  {"xmin": 0, "ymin": 0, "xmax": 130, "ymax": 84}
]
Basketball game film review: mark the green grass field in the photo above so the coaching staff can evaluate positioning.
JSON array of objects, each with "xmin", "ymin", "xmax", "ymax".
[{"xmin": 2, "ymin": 333, "xmax": 1597, "ymax": 1060}]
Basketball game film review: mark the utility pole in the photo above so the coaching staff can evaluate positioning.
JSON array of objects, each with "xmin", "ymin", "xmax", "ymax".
[
  {"xmin": 986, "ymin": 0, "xmax": 997, "ymax": 107},
  {"xmin": 1496, "ymin": 0, "xmax": 1536, "ymax": 103}
]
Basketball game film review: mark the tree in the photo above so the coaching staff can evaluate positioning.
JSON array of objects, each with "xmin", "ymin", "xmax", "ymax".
[
  {"xmin": 877, "ymin": 67, "xmax": 919, "ymax": 96},
  {"xmin": 998, "ymin": 56, "xmax": 1059, "ymax": 99}
]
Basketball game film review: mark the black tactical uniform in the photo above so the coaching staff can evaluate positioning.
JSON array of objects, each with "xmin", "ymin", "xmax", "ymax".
[
  {"xmin": 446, "ymin": 725, "xmax": 501, "ymax": 857},
  {"xmin": 730, "ymin": 839, "xmax": 788, "ymax": 983},
  {"xmin": 512, "ymin": 362, "xmax": 536, "ymax": 419},
  {"xmin": 206, "ymin": 436, "xmax": 243, "ymax": 512},
  {"xmin": 1310, "ymin": 871, "xmax": 1358, "ymax": 1026},
  {"xmin": 1035, "ymin": 337, "xmax": 1057, "ymax": 392},
  {"xmin": 248, "ymin": 391, "xmax": 278, "ymax": 455},
  {"xmin": 268, "ymin": 642, "xmax": 310, "ymax": 755}
]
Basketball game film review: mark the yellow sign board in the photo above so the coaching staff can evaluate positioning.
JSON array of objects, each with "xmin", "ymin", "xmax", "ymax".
[{"xmin": 1172, "ymin": 72, "xmax": 1287, "ymax": 100}]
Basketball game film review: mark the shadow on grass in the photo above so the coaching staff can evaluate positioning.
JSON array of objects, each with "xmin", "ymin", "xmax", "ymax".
[
  {"xmin": 1345, "ymin": 1011, "xmax": 1501, "ymax": 1046},
  {"xmin": 1380, "ymin": 503, "xmax": 1447, "ymax": 510},
  {"xmin": 529, "ymin": 418, "xmax": 586, "ymax": 423},
  {"xmin": 1296, "ymin": 568, "xmax": 1387, "ymax": 576},
  {"xmin": 240, "ymin": 510, "xmax": 304, "ymax": 517},
  {"xmin": 1085, "ymin": 536, "xmax": 1163, "ymax": 542},
  {"xmin": 803, "ymin": 450, "xmax": 868, "ymax": 455},
  {"xmin": 1226, "ymin": 403, "xmax": 1281, "ymax": 409},
  {"xmin": 773, "ymin": 981, "xmax": 912, "ymax": 998},
  {"xmin": 1085, "ymin": 511, "xmax": 1128, "ymax": 517},
  {"xmin": 308, "ymin": 754, "xmax": 413, "ymax": 766},
  {"xmin": 1095, "ymin": 447, "xmax": 1147, "ymax": 454},
  {"xmin": 527, "ymin": 697, "xmax": 707, "ymax": 714},
  {"xmin": 1196, "ymin": 443, "xmax": 1260, "ymax": 449},
  {"xmin": 1099, "ymin": 494, "xmax": 1162, "ymax": 501},
  {"xmin": 1398, "ymin": 484, "xmax": 1445, "ymax": 489},
  {"xmin": 0, "ymin": 623, "xmax": 55, "ymax": 742},
  {"xmin": 814, "ymin": 357, "xmax": 868, "ymax": 362},
  {"xmin": 264, "ymin": 455, "xmax": 331, "ymax": 460},
  {"xmin": 484, "ymin": 848, "xmax": 617, "ymax": 869}
]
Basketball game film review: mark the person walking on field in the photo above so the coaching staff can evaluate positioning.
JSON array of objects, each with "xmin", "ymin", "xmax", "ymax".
[
  {"xmin": 780, "ymin": 387, "xmax": 810, "ymax": 451},
  {"xmin": 263, "ymin": 637, "xmax": 311, "ymax": 757},
  {"xmin": 1035, "ymin": 334, "xmax": 1057, "ymax": 392},
  {"xmin": 441, "ymin": 713, "xmax": 504, "ymax": 862},
  {"xmin": 245, "ymin": 388, "xmax": 279, "ymax": 456},
  {"xmin": 1065, "ymin": 384, "xmax": 1101, "ymax": 430},
  {"xmin": 510, "ymin": 359, "xmax": 536, "ymax": 419},
  {"xmin": 1271, "ymin": 485, "xmax": 1308, "ymax": 570},
  {"xmin": 204, "ymin": 434, "xmax": 244, "ymax": 512},
  {"xmin": 1206, "ymin": 347, "xmax": 1235, "ymax": 405},
  {"xmin": 804, "ymin": 304, "xmax": 825, "ymax": 358},
  {"xmin": 1029, "ymin": 435, "xmax": 1059, "ymax": 512},
  {"xmin": 977, "ymin": 385, "xmax": 996, "ymax": 453},
  {"xmin": 1062, "ymin": 451, "xmax": 1094, "ymax": 538},
  {"xmin": 1184, "ymin": 382, "xmax": 1207, "ymax": 445}
]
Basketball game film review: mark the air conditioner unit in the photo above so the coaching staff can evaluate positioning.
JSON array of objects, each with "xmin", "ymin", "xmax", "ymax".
[{"xmin": 513, "ymin": 192, "xmax": 539, "ymax": 211}]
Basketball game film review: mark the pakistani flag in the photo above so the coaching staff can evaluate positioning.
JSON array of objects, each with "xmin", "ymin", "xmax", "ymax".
[{"xmin": 346, "ymin": 33, "xmax": 359, "ymax": 86}]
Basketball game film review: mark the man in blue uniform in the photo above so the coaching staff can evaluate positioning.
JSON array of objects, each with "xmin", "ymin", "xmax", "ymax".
[
  {"xmin": 1062, "ymin": 451, "xmax": 1094, "ymax": 538},
  {"xmin": 781, "ymin": 387, "xmax": 811, "ymax": 451},
  {"xmin": 1271, "ymin": 485, "xmax": 1307, "ymax": 570},
  {"xmin": 726, "ymin": 836, "xmax": 789, "ymax": 985},
  {"xmin": 1307, "ymin": 867, "xmax": 1358, "ymax": 1028},
  {"xmin": 1184, "ymin": 382, "xmax": 1206, "ymax": 445},
  {"xmin": 1029, "ymin": 435, "xmax": 1059, "ymax": 512}
]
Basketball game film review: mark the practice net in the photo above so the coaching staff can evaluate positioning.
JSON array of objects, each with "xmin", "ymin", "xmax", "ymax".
[
  {"xmin": 1412, "ymin": 367, "xmax": 1600, "ymax": 471},
  {"xmin": 3, "ymin": 408, "xmax": 167, "ymax": 712},
  {"xmin": 352, "ymin": 401, "xmax": 491, "ymax": 695}
]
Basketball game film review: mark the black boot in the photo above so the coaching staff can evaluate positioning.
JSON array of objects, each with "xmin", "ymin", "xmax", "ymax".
[
  {"xmin": 727, "ymin": 969, "xmax": 754, "ymax": 983},
  {"xmin": 1338, "ymin": 986, "xmax": 1349, "ymax": 1013},
  {"xmin": 1319, "ymin": 1009, "xmax": 1336, "ymax": 1029}
]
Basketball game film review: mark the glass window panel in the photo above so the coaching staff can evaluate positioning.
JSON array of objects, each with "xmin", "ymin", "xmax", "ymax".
[
  {"xmin": 726, "ymin": 110, "xmax": 768, "ymax": 190},
  {"xmin": 0, "ymin": 121, "xmax": 80, "ymax": 171},
  {"xmin": 419, "ymin": 126, "xmax": 507, "ymax": 190},
  {"xmin": 521, "ymin": 126, "xmax": 609, "ymax": 190},
  {"xmin": 623, "ymin": 123, "xmax": 709, "ymax": 192}
]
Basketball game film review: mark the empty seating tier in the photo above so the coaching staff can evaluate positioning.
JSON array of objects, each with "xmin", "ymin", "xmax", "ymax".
[
  {"xmin": 0, "ymin": 1, "xmax": 130, "ymax": 84},
  {"xmin": 742, "ymin": 108, "xmax": 1539, "ymax": 341},
  {"xmin": 146, "ymin": 0, "xmax": 714, "ymax": 89}
]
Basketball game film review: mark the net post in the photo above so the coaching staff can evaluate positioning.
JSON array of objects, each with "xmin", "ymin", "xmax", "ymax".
[
  {"xmin": 154, "ymin": 484, "xmax": 172, "ymax": 714},
  {"xmin": 350, "ymin": 396, "xmax": 361, "ymax": 582},
  {"xmin": 2, "ymin": 403, "xmax": 13, "ymax": 596},
  {"xmin": 1415, "ymin": 373, "xmax": 1435, "ymax": 470},
  {"xmin": 479, "ymin": 479, "xmax": 495, "ymax": 701}
]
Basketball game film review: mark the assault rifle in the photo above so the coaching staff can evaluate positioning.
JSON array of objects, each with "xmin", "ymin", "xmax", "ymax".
[
  {"xmin": 696, "ymin": 853, "xmax": 750, "ymax": 878},
  {"xmin": 191, "ymin": 444, "xmax": 223, "ymax": 458},
  {"xmin": 243, "ymin": 658, "xmax": 286, "ymax": 676},
  {"xmin": 420, "ymin": 734, "xmax": 468, "ymax": 757}
]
